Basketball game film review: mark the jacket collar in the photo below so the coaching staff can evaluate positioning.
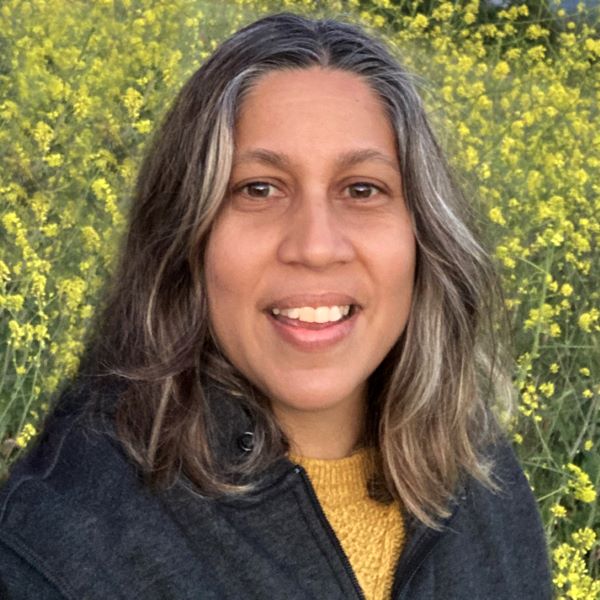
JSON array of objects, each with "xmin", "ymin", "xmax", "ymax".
[
  {"xmin": 73, "ymin": 375, "xmax": 468, "ymax": 528},
  {"xmin": 200, "ymin": 381, "xmax": 467, "ymax": 531},
  {"xmin": 198, "ymin": 382, "xmax": 468, "ymax": 597},
  {"xmin": 198, "ymin": 380, "xmax": 304, "ymax": 491}
]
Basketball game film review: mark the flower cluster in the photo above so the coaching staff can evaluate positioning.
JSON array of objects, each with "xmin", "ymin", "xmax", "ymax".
[
  {"xmin": 553, "ymin": 528, "xmax": 600, "ymax": 599},
  {"xmin": 566, "ymin": 464, "xmax": 598, "ymax": 504}
]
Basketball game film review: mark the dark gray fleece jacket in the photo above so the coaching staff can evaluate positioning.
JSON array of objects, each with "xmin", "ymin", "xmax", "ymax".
[{"xmin": 0, "ymin": 382, "xmax": 553, "ymax": 599}]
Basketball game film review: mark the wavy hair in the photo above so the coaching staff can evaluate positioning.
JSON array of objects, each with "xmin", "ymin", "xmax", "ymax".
[{"xmin": 76, "ymin": 12, "xmax": 513, "ymax": 528}]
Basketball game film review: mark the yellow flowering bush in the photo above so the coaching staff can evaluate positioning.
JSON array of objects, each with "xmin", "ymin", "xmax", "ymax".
[
  {"xmin": 554, "ymin": 528, "xmax": 600, "ymax": 599},
  {"xmin": 0, "ymin": 0, "xmax": 598, "ymax": 594}
]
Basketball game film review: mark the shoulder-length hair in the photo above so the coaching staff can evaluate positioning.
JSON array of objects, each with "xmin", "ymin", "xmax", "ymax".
[{"xmin": 77, "ymin": 12, "xmax": 513, "ymax": 529}]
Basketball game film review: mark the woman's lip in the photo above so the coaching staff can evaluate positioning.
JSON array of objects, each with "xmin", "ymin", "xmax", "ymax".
[{"xmin": 266, "ymin": 308, "xmax": 360, "ymax": 351}]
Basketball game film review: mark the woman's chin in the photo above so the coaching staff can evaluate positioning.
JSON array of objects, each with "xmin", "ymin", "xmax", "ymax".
[{"xmin": 264, "ymin": 380, "xmax": 366, "ymax": 416}]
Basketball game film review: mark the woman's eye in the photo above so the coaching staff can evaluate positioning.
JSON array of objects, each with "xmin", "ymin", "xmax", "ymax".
[
  {"xmin": 346, "ymin": 183, "xmax": 381, "ymax": 199},
  {"xmin": 239, "ymin": 181, "xmax": 277, "ymax": 199}
]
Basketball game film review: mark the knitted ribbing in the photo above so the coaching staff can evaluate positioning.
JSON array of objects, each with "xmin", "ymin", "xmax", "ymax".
[{"xmin": 290, "ymin": 448, "xmax": 404, "ymax": 600}]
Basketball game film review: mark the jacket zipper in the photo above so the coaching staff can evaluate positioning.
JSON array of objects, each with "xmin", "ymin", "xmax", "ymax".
[
  {"xmin": 295, "ymin": 464, "xmax": 455, "ymax": 599},
  {"xmin": 295, "ymin": 466, "xmax": 366, "ymax": 600}
]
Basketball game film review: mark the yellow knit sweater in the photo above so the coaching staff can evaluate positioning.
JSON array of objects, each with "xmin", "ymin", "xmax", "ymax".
[{"xmin": 289, "ymin": 448, "xmax": 405, "ymax": 600}]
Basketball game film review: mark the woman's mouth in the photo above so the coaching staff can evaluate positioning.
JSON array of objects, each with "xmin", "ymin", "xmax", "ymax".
[
  {"xmin": 266, "ymin": 305, "xmax": 361, "ymax": 350},
  {"xmin": 269, "ymin": 304, "xmax": 358, "ymax": 330}
]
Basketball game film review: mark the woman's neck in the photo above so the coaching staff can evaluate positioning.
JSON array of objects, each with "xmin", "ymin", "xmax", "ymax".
[{"xmin": 274, "ymin": 394, "xmax": 366, "ymax": 459}]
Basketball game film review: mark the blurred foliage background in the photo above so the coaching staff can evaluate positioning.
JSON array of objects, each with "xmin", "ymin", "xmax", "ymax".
[{"xmin": 0, "ymin": 0, "xmax": 598, "ymax": 596}]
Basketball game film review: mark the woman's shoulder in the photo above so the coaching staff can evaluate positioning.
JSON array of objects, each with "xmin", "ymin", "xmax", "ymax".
[
  {"xmin": 1, "ymin": 378, "xmax": 133, "ymax": 509},
  {"xmin": 448, "ymin": 430, "xmax": 546, "ymax": 540},
  {"xmin": 0, "ymin": 388, "xmax": 197, "ymax": 599},
  {"xmin": 429, "ymin": 434, "xmax": 551, "ymax": 597},
  {"xmin": 472, "ymin": 430, "xmax": 539, "ymax": 508},
  {"xmin": 0, "ymin": 380, "xmax": 157, "ymax": 598}
]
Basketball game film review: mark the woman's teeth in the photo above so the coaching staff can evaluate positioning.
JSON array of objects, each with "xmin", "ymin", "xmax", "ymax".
[{"xmin": 271, "ymin": 305, "xmax": 351, "ymax": 324}]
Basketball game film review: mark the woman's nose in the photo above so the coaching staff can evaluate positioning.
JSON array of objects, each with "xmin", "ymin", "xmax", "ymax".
[{"xmin": 276, "ymin": 194, "xmax": 355, "ymax": 269}]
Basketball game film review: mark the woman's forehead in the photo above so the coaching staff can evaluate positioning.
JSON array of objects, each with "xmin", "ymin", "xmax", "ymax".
[
  {"xmin": 238, "ymin": 66, "xmax": 384, "ymax": 114},
  {"xmin": 232, "ymin": 67, "xmax": 397, "ymax": 164}
]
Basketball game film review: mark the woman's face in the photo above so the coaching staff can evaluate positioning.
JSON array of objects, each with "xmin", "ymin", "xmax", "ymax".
[{"xmin": 205, "ymin": 67, "xmax": 416, "ymax": 426}]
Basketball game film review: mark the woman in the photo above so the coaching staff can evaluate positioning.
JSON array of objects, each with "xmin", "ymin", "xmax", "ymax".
[{"xmin": 0, "ymin": 12, "xmax": 552, "ymax": 600}]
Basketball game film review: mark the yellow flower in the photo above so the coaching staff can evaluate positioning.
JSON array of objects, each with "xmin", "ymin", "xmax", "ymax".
[
  {"xmin": 372, "ymin": 15, "xmax": 385, "ymax": 28},
  {"xmin": 81, "ymin": 226, "xmax": 101, "ymax": 252},
  {"xmin": 560, "ymin": 283, "xmax": 573, "ymax": 297},
  {"xmin": 493, "ymin": 60, "xmax": 510, "ymax": 79},
  {"xmin": 550, "ymin": 503, "xmax": 567, "ymax": 519},
  {"xmin": 1, "ymin": 211, "xmax": 21, "ymax": 235},
  {"xmin": 80, "ymin": 304, "xmax": 94, "ymax": 319},
  {"xmin": 133, "ymin": 119, "xmax": 152, "ymax": 134},
  {"xmin": 553, "ymin": 529, "xmax": 600, "ymax": 597},
  {"xmin": 410, "ymin": 14, "xmax": 429, "ymax": 31},
  {"xmin": 525, "ymin": 24, "xmax": 549, "ymax": 40},
  {"xmin": 15, "ymin": 423, "xmax": 37, "ymax": 449},
  {"xmin": 571, "ymin": 528, "xmax": 596, "ymax": 552},
  {"xmin": 123, "ymin": 87, "xmax": 144, "ymax": 120},
  {"xmin": 32, "ymin": 121, "xmax": 54, "ymax": 153},
  {"xmin": 57, "ymin": 277, "xmax": 87, "ymax": 312},
  {"xmin": 526, "ymin": 45, "xmax": 546, "ymax": 62},
  {"xmin": 30, "ymin": 272, "xmax": 47, "ymax": 297},
  {"xmin": 464, "ymin": 145, "xmax": 479, "ymax": 168},
  {"xmin": 524, "ymin": 304, "xmax": 554, "ymax": 330},
  {"xmin": 463, "ymin": 11, "xmax": 476, "ymax": 25},
  {"xmin": 584, "ymin": 37, "xmax": 600, "ymax": 57},
  {"xmin": 73, "ymin": 85, "xmax": 92, "ymax": 118},
  {"xmin": 489, "ymin": 206, "xmax": 506, "ymax": 225},
  {"xmin": 92, "ymin": 178, "xmax": 124, "ymax": 226},
  {"xmin": 41, "ymin": 223, "xmax": 59, "ymax": 237},
  {"xmin": 566, "ymin": 464, "xmax": 597, "ymax": 503},
  {"xmin": 505, "ymin": 48, "xmax": 521, "ymax": 61},
  {"xmin": 0, "ymin": 294, "xmax": 24, "ymax": 311},
  {"xmin": 44, "ymin": 153, "xmax": 63, "ymax": 167},
  {"xmin": 578, "ymin": 309, "xmax": 599, "ymax": 333},
  {"xmin": 431, "ymin": 2, "xmax": 453, "ymax": 21}
]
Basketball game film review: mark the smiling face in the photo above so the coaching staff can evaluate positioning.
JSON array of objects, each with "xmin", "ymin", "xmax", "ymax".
[{"xmin": 204, "ymin": 67, "xmax": 416, "ymax": 444}]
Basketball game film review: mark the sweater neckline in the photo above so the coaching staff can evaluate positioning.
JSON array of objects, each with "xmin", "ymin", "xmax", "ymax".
[{"xmin": 288, "ymin": 447, "xmax": 376, "ymax": 503}]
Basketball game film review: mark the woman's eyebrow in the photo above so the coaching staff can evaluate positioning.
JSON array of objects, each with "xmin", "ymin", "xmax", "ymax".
[
  {"xmin": 232, "ymin": 148, "xmax": 400, "ymax": 172},
  {"xmin": 335, "ymin": 148, "xmax": 400, "ymax": 173},
  {"xmin": 233, "ymin": 148, "xmax": 291, "ymax": 169}
]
